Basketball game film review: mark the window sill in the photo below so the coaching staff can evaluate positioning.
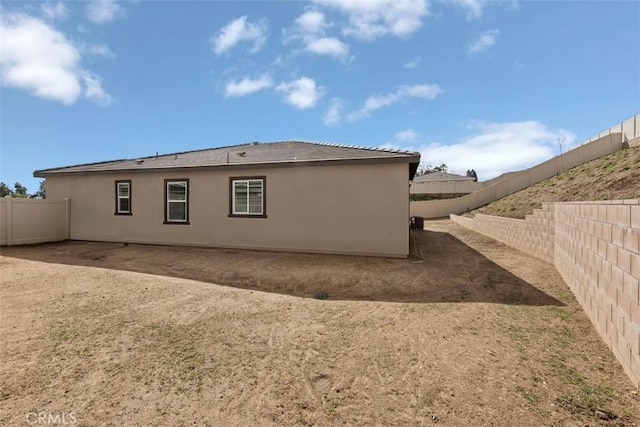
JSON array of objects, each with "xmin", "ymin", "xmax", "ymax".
[
  {"xmin": 228, "ymin": 214, "xmax": 268, "ymax": 219},
  {"xmin": 114, "ymin": 212, "xmax": 133, "ymax": 216},
  {"xmin": 163, "ymin": 221, "xmax": 191, "ymax": 225}
]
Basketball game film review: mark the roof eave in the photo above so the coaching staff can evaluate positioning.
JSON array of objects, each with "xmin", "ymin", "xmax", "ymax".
[{"xmin": 35, "ymin": 154, "xmax": 422, "ymax": 178}]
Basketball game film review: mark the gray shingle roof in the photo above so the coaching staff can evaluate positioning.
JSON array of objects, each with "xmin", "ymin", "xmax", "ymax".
[{"xmin": 34, "ymin": 140, "xmax": 421, "ymax": 177}]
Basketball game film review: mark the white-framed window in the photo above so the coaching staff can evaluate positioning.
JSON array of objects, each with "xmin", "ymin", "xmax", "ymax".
[
  {"xmin": 164, "ymin": 179, "xmax": 189, "ymax": 224},
  {"xmin": 230, "ymin": 177, "xmax": 266, "ymax": 217},
  {"xmin": 115, "ymin": 180, "xmax": 131, "ymax": 215}
]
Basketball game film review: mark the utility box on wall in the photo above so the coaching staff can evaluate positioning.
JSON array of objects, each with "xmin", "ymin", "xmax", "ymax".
[{"xmin": 410, "ymin": 216, "xmax": 424, "ymax": 230}]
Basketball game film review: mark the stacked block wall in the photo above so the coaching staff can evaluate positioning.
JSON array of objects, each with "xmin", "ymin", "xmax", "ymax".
[
  {"xmin": 554, "ymin": 200, "xmax": 640, "ymax": 389},
  {"xmin": 450, "ymin": 199, "xmax": 640, "ymax": 388},
  {"xmin": 450, "ymin": 203, "xmax": 554, "ymax": 263}
]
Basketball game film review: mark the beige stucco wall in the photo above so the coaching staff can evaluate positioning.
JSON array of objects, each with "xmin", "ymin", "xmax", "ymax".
[
  {"xmin": 0, "ymin": 198, "xmax": 69, "ymax": 246},
  {"xmin": 46, "ymin": 162, "xmax": 411, "ymax": 257},
  {"xmin": 410, "ymin": 180, "xmax": 486, "ymax": 195},
  {"xmin": 451, "ymin": 199, "xmax": 640, "ymax": 389}
]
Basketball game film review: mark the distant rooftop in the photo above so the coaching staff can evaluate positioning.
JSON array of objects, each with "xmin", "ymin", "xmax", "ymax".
[
  {"xmin": 412, "ymin": 171, "xmax": 475, "ymax": 182},
  {"xmin": 34, "ymin": 140, "xmax": 420, "ymax": 178}
]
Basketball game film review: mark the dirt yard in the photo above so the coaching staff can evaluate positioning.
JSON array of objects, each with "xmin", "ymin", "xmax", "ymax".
[{"xmin": 1, "ymin": 220, "xmax": 638, "ymax": 426}]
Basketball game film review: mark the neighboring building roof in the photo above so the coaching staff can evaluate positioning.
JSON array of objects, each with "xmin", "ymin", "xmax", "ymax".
[
  {"xmin": 34, "ymin": 140, "xmax": 421, "ymax": 178},
  {"xmin": 412, "ymin": 171, "xmax": 475, "ymax": 182}
]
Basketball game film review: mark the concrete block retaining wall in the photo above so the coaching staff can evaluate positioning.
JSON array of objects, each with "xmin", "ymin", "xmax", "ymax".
[{"xmin": 451, "ymin": 199, "xmax": 640, "ymax": 389}]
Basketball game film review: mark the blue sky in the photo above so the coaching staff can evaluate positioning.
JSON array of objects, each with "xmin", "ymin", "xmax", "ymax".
[{"xmin": 1, "ymin": 0, "xmax": 639, "ymax": 192}]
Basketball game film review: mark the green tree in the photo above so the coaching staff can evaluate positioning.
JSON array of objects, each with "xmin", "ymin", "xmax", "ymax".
[
  {"xmin": 30, "ymin": 180, "xmax": 46, "ymax": 199},
  {"xmin": 0, "ymin": 182, "xmax": 32, "ymax": 198},
  {"xmin": 0, "ymin": 182, "xmax": 11, "ymax": 197},
  {"xmin": 13, "ymin": 182, "xmax": 29, "ymax": 198},
  {"xmin": 415, "ymin": 163, "xmax": 449, "ymax": 177}
]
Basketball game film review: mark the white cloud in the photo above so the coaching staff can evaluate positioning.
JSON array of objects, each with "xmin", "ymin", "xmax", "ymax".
[
  {"xmin": 41, "ymin": 2, "xmax": 68, "ymax": 21},
  {"xmin": 276, "ymin": 77, "xmax": 324, "ymax": 110},
  {"xmin": 313, "ymin": 0, "xmax": 429, "ymax": 40},
  {"xmin": 468, "ymin": 29, "xmax": 500, "ymax": 54},
  {"xmin": 323, "ymin": 98, "xmax": 344, "ymax": 126},
  {"xmin": 404, "ymin": 56, "xmax": 421, "ymax": 69},
  {"xmin": 284, "ymin": 10, "xmax": 350, "ymax": 60},
  {"xmin": 347, "ymin": 83, "xmax": 442, "ymax": 120},
  {"xmin": 224, "ymin": 74, "xmax": 273, "ymax": 98},
  {"xmin": 507, "ymin": 1, "xmax": 521, "ymax": 11},
  {"xmin": 212, "ymin": 16, "xmax": 268, "ymax": 55},
  {"xmin": 400, "ymin": 84, "xmax": 442, "ymax": 98},
  {"xmin": 82, "ymin": 71, "xmax": 112, "ymax": 105},
  {"xmin": 85, "ymin": 0, "xmax": 123, "ymax": 24},
  {"xmin": 356, "ymin": 94, "xmax": 397, "ymax": 115},
  {"xmin": 305, "ymin": 37, "xmax": 350, "ymax": 58},
  {"xmin": 295, "ymin": 10, "xmax": 329, "ymax": 34},
  {"xmin": 86, "ymin": 44, "xmax": 115, "ymax": 58},
  {"xmin": 448, "ymin": 0, "xmax": 519, "ymax": 20},
  {"xmin": 0, "ymin": 12, "xmax": 111, "ymax": 105},
  {"xmin": 384, "ymin": 121, "xmax": 577, "ymax": 180},
  {"xmin": 395, "ymin": 128, "xmax": 419, "ymax": 142},
  {"xmin": 448, "ymin": 0, "xmax": 485, "ymax": 20}
]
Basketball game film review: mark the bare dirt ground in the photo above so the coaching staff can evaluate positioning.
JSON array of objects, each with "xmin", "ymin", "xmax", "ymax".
[{"xmin": 1, "ymin": 220, "xmax": 638, "ymax": 426}]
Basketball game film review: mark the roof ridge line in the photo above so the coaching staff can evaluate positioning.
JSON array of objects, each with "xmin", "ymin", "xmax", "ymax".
[
  {"xmin": 34, "ymin": 142, "xmax": 260, "ymax": 174},
  {"xmin": 139, "ymin": 142, "xmax": 256, "ymax": 160},
  {"xmin": 34, "ymin": 158, "xmax": 129, "ymax": 174},
  {"xmin": 34, "ymin": 140, "xmax": 421, "ymax": 176},
  {"xmin": 291, "ymin": 139, "xmax": 419, "ymax": 156}
]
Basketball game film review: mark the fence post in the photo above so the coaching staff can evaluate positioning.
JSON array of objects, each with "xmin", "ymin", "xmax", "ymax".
[
  {"xmin": 0, "ymin": 199, "xmax": 6, "ymax": 245},
  {"xmin": 65, "ymin": 198, "xmax": 71, "ymax": 240},
  {"xmin": 610, "ymin": 133, "xmax": 614, "ymax": 153},
  {"xmin": 6, "ymin": 197, "xmax": 13, "ymax": 246}
]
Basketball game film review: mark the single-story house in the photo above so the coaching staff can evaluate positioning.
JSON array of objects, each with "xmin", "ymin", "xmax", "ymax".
[
  {"xmin": 35, "ymin": 140, "xmax": 420, "ymax": 258},
  {"xmin": 410, "ymin": 171, "xmax": 485, "ymax": 197},
  {"xmin": 413, "ymin": 171, "xmax": 476, "ymax": 183}
]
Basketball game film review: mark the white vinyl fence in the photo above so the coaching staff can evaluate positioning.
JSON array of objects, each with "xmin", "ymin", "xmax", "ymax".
[{"xmin": 0, "ymin": 198, "xmax": 70, "ymax": 246}]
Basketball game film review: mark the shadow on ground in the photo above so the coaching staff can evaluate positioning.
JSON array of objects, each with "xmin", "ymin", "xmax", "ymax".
[{"xmin": 1, "ymin": 230, "xmax": 562, "ymax": 306}]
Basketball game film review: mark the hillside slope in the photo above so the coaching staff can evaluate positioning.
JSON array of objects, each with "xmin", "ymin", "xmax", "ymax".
[{"xmin": 464, "ymin": 145, "xmax": 640, "ymax": 219}]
